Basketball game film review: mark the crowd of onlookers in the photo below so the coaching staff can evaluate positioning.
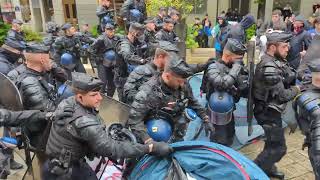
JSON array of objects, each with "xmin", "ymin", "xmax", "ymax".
[{"xmin": 192, "ymin": 5, "xmax": 320, "ymax": 69}]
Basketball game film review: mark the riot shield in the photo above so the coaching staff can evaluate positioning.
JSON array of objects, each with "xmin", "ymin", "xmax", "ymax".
[
  {"xmin": 98, "ymin": 95, "xmax": 131, "ymax": 126},
  {"xmin": 0, "ymin": 72, "xmax": 23, "ymax": 111},
  {"xmin": 246, "ymin": 40, "xmax": 255, "ymax": 136}
]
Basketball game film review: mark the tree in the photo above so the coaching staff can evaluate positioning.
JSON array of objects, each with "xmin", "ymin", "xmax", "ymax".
[{"xmin": 146, "ymin": 0, "xmax": 194, "ymax": 18}]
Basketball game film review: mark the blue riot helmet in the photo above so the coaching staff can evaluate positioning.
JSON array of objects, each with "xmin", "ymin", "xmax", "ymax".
[
  {"xmin": 208, "ymin": 91, "xmax": 235, "ymax": 125},
  {"xmin": 146, "ymin": 118, "xmax": 173, "ymax": 142},
  {"xmin": 58, "ymin": 83, "xmax": 74, "ymax": 100},
  {"xmin": 129, "ymin": 9, "xmax": 143, "ymax": 23},
  {"xmin": 103, "ymin": 50, "xmax": 116, "ymax": 67},
  {"xmin": 60, "ymin": 53, "xmax": 75, "ymax": 70},
  {"xmin": 102, "ymin": 16, "xmax": 113, "ymax": 25}
]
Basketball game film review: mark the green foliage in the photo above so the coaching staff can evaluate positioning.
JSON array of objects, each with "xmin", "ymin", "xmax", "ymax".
[
  {"xmin": 186, "ymin": 24, "xmax": 199, "ymax": 49},
  {"xmin": 245, "ymin": 24, "xmax": 256, "ymax": 42},
  {"xmin": 90, "ymin": 25, "xmax": 99, "ymax": 38},
  {"xmin": 115, "ymin": 26, "xmax": 126, "ymax": 36},
  {"xmin": 146, "ymin": 0, "xmax": 194, "ymax": 18},
  {"xmin": 90, "ymin": 24, "xmax": 126, "ymax": 37},
  {"xmin": 0, "ymin": 22, "xmax": 11, "ymax": 45},
  {"xmin": 23, "ymin": 28, "xmax": 43, "ymax": 42},
  {"xmin": 254, "ymin": 0, "xmax": 265, "ymax": 5}
]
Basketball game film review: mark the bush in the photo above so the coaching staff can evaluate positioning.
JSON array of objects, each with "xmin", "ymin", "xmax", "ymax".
[
  {"xmin": 245, "ymin": 24, "xmax": 256, "ymax": 42},
  {"xmin": 186, "ymin": 24, "xmax": 199, "ymax": 49},
  {"xmin": 23, "ymin": 28, "xmax": 43, "ymax": 42},
  {"xmin": 0, "ymin": 22, "xmax": 11, "ymax": 45},
  {"xmin": 90, "ymin": 24, "xmax": 126, "ymax": 37},
  {"xmin": 90, "ymin": 25, "xmax": 99, "ymax": 38},
  {"xmin": 146, "ymin": 0, "xmax": 194, "ymax": 18}
]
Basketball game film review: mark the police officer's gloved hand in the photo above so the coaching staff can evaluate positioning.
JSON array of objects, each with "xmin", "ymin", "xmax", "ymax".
[
  {"xmin": 148, "ymin": 141, "xmax": 173, "ymax": 157},
  {"xmin": 47, "ymin": 105, "xmax": 74, "ymax": 121},
  {"xmin": 222, "ymin": 75, "xmax": 236, "ymax": 89}
]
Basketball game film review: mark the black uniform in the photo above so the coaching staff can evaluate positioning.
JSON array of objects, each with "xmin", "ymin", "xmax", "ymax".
[
  {"xmin": 96, "ymin": 5, "xmax": 114, "ymax": 34},
  {"xmin": 78, "ymin": 31, "xmax": 95, "ymax": 65},
  {"xmin": 89, "ymin": 31, "xmax": 121, "ymax": 96},
  {"xmin": 120, "ymin": 0, "xmax": 147, "ymax": 25},
  {"xmin": 253, "ymin": 32, "xmax": 300, "ymax": 177},
  {"xmin": 43, "ymin": 22, "xmax": 60, "ymax": 59},
  {"xmin": 115, "ymin": 36, "xmax": 145, "ymax": 102},
  {"xmin": 203, "ymin": 39, "xmax": 247, "ymax": 146},
  {"xmin": 123, "ymin": 41, "xmax": 180, "ymax": 104},
  {"xmin": 155, "ymin": 14, "xmax": 165, "ymax": 31},
  {"xmin": 127, "ymin": 59, "xmax": 207, "ymax": 143},
  {"xmin": 155, "ymin": 29, "xmax": 179, "ymax": 44},
  {"xmin": 43, "ymin": 72, "xmax": 172, "ymax": 180},
  {"xmin": 294, "ymin": 85, "xmax": 320, "ymax": 178},
  {"xmin": 53, "ymin": 33, "xmax": 86, "ymax": 73},
  {"xmin": 0, "ymin": 29, "xmax": 26, "ymax": 75},
  {"xmin": 294, "ymin": 61, "xmax": 320, "ymax": 179},
  {"xmin": 123, "ymin": 62, "xmax": 158, "ymax": 104}
]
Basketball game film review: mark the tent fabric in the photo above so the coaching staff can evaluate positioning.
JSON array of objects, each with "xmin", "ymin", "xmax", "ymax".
[{"xmin": 129, "ymin": 141, "xmax": 269, "ymax": 180}]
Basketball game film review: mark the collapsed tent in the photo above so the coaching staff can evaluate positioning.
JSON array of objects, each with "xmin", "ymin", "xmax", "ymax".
[{"xmin": 129, "ymin": 141, "xmax": 269, "ymax": 180}]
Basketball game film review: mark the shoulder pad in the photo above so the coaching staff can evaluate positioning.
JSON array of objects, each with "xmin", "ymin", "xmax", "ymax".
[
  {"xmin": 20, "ymin": 75, "xmax": 39, "ymax": 86},
  {"xmin": 7, "ymin": 30, "xmax": 16, "ymax": 38},
  {"xmin": 207, "ymin": 61, "xmax": 218, "ymax": 69},
  {"xmin": 73, "ymin": 116, "xmax": 100, "ymax": 129},
  {"xmin": 55, "ymin": 36, "xmax": 64, "ymax": 43},
  {"xmin": 135, "ymin": 64, "xmax": 154, "ymax": 75},
  {"xmin": 297, "ymin": 91, "xmax": 320, "ymax": 113}
]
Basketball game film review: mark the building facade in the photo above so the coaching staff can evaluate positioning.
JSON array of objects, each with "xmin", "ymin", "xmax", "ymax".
[{"xmin": 1, "ymin": 0, "xmax": 319, "ymax": 32}]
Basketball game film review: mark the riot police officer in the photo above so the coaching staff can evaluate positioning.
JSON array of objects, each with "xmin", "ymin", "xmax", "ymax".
[
  {"xmin": 155, "ymin": 7, "xmax": 167, "ymax": 31},
  {"xmin": 115, "ymin": 22, "xmax": 147, "ymax": 102},
  {"xmin": 96, "ymin": 0, "xmax": 115, "ymax": 34},
  {"xmin": 43, "ymin": 72, "xmax": 172, "ymax": 180},
  {"xmin": 144, "ymin": 17, "xmax": 157, "ymax": 44},
  {"xmin": 15, "ymin": 43, "xmax": 59, "ymax": 170},
  {"xmin": 253, "ymin": 32, "xmax": 302, "ymax": 179},
  {"xmin": 120, "ymin": 0, "xmax": 147, "ymax": 27},
  {"xmin": 0, "ymin": 19, "xmax": 26, "ymax": 75},
  {"xmin": 53, "ymin": 23, "xmax": 86, "ymax": 74},
  {"xmin": 79, "ymin": 23, "xmax": 95, "ymax": 65},
  {"xmin": 155, "ymin": 18, "xmax": 179, "ymax": 44},
  {"xmin": 43, "ymin": 21, "xmax": 60, "ymax": 59},
  {"xmin": 294, "ymin": 61, "xmax": 320, "ymax": 179},
  {"xmin": 203, "ymin": 38, "xmax": 247, "ymax": 147},
  {"xmin": 127, "ymin": 57, "xmax": 211, "ymax": 144},
  {"xmin": 89, "ymin": 23, "xmax": 121, "ymax": 97},
  {"xmin": 123, "ymin": 41, "xmax": 179, "ymax": 104}
]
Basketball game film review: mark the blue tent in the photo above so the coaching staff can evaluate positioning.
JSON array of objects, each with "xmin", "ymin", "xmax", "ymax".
[{"xmin": 129, "ymin": 141, "xmax": 269, "ymax": 180}]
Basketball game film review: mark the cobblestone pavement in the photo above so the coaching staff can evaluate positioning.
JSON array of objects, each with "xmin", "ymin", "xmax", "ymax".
[{"xmin": 240, "ymin": 128, "xmax": 315, "ymax": 180}]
